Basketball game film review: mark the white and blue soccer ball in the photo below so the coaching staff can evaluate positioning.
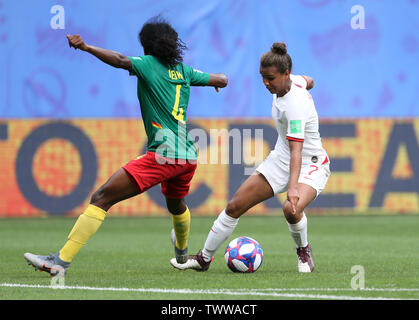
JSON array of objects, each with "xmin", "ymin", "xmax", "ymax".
[{"xmin": 224, "ymin": 236, "xmax": 263, "ymax": 273}]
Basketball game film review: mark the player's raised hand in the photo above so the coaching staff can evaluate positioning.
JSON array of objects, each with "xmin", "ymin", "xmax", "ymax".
[{"xmin": 66, "ymin": 34, "xmax": 88, "ymax": 51}]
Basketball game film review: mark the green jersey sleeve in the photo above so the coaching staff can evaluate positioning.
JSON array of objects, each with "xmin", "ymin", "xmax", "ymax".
[
  {"xmin": 184, "ymin": 65, "xmax": 210, "ymax": 86},
  {"xmin": 128, "ymin": 56, "xmax": 148, "ymax": 78}
]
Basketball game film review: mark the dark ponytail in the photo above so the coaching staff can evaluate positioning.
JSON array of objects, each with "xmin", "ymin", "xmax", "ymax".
[{"xmin": 260, "ymin": 42, "xmax": 292, "ymax": 74}]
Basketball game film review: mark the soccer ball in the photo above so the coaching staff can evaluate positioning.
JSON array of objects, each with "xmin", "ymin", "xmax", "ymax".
[{"xmin": 224, "ymin": 236, "xmax": 263, "ymax": 273}]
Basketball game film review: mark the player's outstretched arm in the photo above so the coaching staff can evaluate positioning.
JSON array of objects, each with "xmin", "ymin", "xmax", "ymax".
[
  {"xmin": 287, "ymin": 140, "xmax": 303, "ymax": 214},
  {"xmin": 66, "ymin": 34, "xmax": 132, "ymax": 71},
  {"xmin": 208, "ymin": 73, "xmax": 228, "ymax": 92}
]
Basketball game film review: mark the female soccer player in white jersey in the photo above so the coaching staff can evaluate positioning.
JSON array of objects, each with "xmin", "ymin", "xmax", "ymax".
[{"xmin": 171, "ymin": 42, "xmax": 331, "ymax": 273}]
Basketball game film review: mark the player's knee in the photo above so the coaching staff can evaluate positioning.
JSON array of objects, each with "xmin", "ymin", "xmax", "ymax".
[
  {"xmin": 282, "ymin": 200, "xmax": 294, "ymax": 216},
  {"xmin": 225, "ymin": 198, "xmax": 244, "ymax": 219},
  {"xmin": 166, "ymin": 198, "xmax": 186, "ymax": 215},
  {"xmin": 90, "ymin": 186, "xmax": 111, "ymax": 211},
  {"xmin": 282, "ymin": 200, "xmax": 304, "ymax": 222}
]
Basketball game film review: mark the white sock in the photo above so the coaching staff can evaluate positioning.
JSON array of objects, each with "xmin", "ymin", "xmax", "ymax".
[
  {"xmin": 287, "ymin": 212, "xmax": 308, "ymax": 248},
  {"xmin": 201, "ymin": 209, "xmax": 239, "ymax": 262}
]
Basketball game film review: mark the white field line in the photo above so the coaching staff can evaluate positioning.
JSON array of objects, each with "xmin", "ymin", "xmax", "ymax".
[
  {"xmin": 1, "ymin": 283, "xmax": 417, "ymax": 300},
  {"xmin": 238, "ymin": 287, "xmax": 419, "ymax": 292}
]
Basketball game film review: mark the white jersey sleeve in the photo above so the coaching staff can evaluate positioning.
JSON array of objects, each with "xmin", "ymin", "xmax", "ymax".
[
  {"xmin": 284, "ymin": 99, "xmax": 307, "ymax": 142},
  {"xmin": 290, "ymin": 74, "xmax": 308, "ymax": 89},
  {"xmin": 271, "ymin": 82, "xmax": 328, "ymax": 166}
]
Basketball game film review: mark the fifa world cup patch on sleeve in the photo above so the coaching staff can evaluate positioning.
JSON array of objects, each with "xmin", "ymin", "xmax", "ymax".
[{"xmin": 290, "ymin": 120, "xmax": 302, "ymax": 134}]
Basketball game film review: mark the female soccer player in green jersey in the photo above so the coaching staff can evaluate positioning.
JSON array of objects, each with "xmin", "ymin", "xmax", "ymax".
[{"xmin": 24, "ymin": 17, "xmax": 228, "ymax": 275}]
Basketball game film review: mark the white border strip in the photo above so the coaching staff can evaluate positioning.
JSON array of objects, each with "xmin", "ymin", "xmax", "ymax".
[{"xmin": 1, "ymin": 283, "xmax": 417, "ymax": 300}]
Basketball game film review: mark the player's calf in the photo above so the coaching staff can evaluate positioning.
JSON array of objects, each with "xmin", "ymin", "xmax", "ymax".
[{"xmin": 171, "ymin": 229, "xmax": 188, "ymax": 264}]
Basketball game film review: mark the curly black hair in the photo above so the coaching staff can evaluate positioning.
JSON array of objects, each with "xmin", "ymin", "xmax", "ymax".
[{"xmin": 139, "ymin": 16, "xmax": 187, "ymax": 66}]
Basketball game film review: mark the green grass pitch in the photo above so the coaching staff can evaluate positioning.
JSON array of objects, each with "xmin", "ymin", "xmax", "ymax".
[{"xmin": 1, "ymin": 214, "xmax": 418, "ymax": 300}]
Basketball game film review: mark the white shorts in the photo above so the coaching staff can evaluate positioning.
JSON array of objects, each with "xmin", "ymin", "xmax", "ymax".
[{"xmin": 255, "ymin": 151, "xmax": 331, "ymax": 197}]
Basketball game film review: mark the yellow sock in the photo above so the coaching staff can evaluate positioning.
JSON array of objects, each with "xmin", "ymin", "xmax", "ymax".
[
  {"xmin": 171, "ymin": 207, "xmax": 191, "ymax": 251},
  {"xmin": 59, "ymin": 204, "xmax": 107, "ymax": 263}
]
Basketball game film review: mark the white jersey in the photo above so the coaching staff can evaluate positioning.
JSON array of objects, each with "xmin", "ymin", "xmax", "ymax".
[{"xmin": 271, "ymin": 75, "xmax": 328, "ymax": 165}]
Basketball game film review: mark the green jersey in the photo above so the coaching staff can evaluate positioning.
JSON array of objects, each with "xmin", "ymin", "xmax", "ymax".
[{"xmin": 128, "ymin": 55, "xmax": 210, "ymax": 160}]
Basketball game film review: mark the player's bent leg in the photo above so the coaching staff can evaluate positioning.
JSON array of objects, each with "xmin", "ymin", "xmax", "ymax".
[
  {"xmin": 283, "ymin": 183, "xmax": 317, "ymax": 272},
  {"xmin": 282, "ymin": 183, "xmax": 316, "ymax": 222},
  {"xmin": 91, "ymin": 168, "xmax": 140, "ymax": 211},
  {"xmin": 59, "ymin": 168, "xmax": 140, "ymax": 262},
  {"xmin": 171, "ymin": 173, "xmax": 274, "ymax": 271},
  {"xmin": 25, "ymin": 168, "xmax": 141, "ymax": 275},
  {"xmin": 226, "ymin": 172, "xmax": 274, "ymax": 219},
  {"xmin": 203, "ymin": 173, "xmax": 273, "ymax": 260}
]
